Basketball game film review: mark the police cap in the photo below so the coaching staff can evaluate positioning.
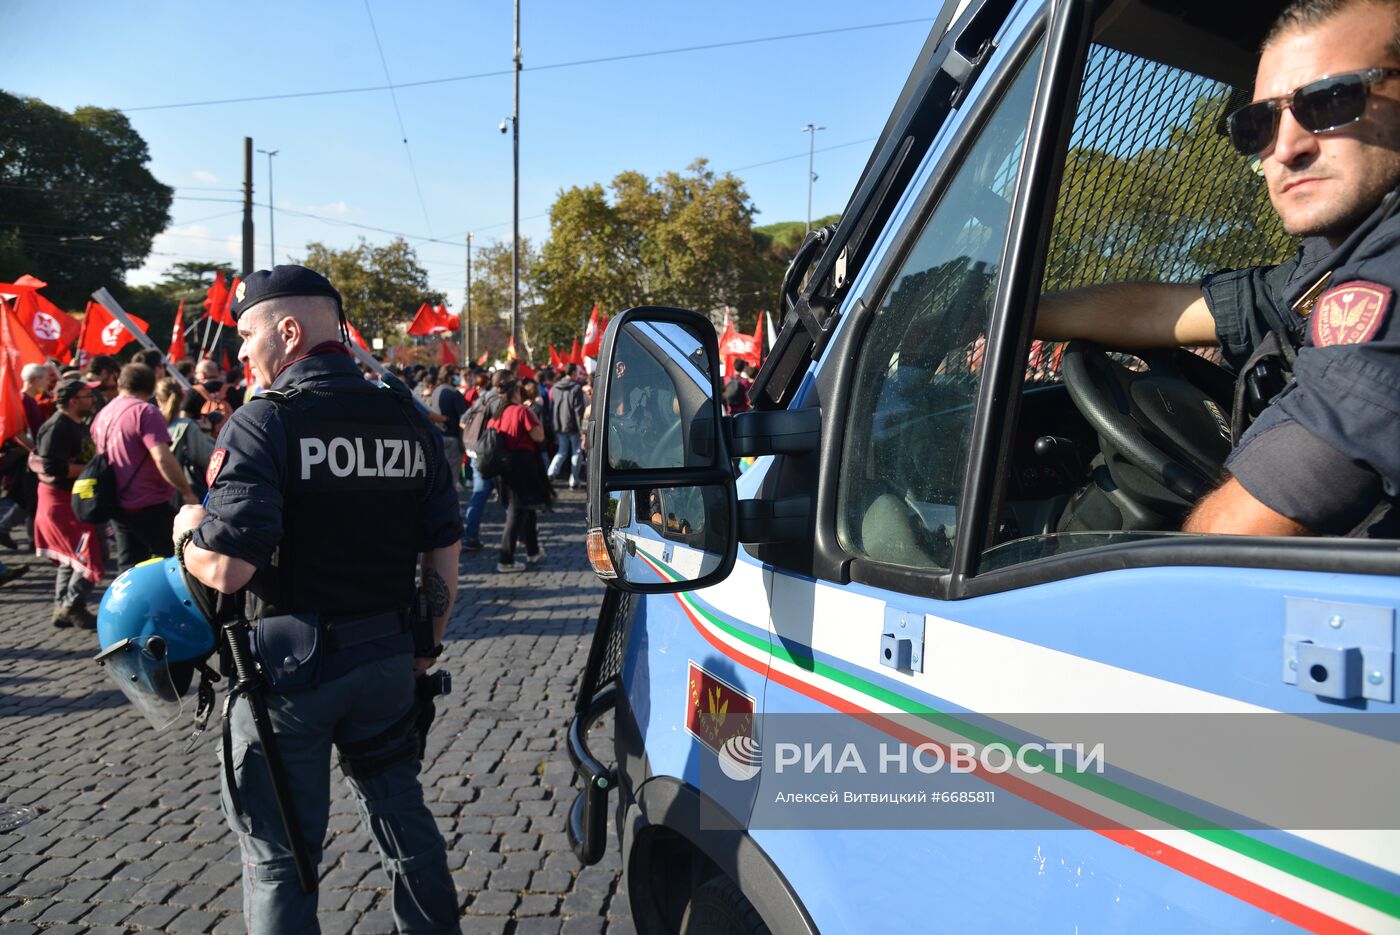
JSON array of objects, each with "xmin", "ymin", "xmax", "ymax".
[{"xmin": 230, "ymin": 265, "xmax": 342, "ymax": 322}]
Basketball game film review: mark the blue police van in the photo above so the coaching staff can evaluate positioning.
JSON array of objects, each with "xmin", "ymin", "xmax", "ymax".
[{"xmin": 566, "ymin": 0, "xmax": 1400, "ymax": 931}]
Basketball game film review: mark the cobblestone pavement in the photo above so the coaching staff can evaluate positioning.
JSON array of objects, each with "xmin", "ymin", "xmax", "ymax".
[{"xmin": 0, "ymin": 488, "xmax": 634, "ymax": 934}]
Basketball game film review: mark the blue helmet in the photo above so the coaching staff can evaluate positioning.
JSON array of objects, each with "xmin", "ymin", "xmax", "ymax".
[{"xmin": 95, "ymin": 557, "xmax": 217, "ymax": 731}]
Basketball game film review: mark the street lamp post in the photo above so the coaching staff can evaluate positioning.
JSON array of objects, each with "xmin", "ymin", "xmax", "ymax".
[
  {"xmin": 801, "ymin": 123, "xmax": 824, "ymax": 233},
  {"xmin": 257, "ymin": 148, "xmax": 279, "ymax": 267},
  {"xmin": 511, "ymin": 0, "xmax": 522, "ymax": 351}
]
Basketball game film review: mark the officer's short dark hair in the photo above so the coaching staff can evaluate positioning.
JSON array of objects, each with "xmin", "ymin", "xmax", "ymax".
[
  {"xmin": 133, "ymin": 348, "xmax": 164, "ymax": 370},
  {"xmin": 88, "ymin": 355, "xmax": 119, "ymax": 378},
  {"xmin": 118, "ymin": 363, "xmax": 156, "ymax": 396},
  {"xmin": 1263, "ymin": 0, "xmax": 1400, "ymax": 54}
]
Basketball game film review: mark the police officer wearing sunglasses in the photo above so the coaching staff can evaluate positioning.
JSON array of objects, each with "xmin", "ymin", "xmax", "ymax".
[
  {"xmin": 171, "ymin": 266, "xmax": 463, "ymax": 933},
  {"xmin": 1038, "ymin": 0, "xmax": 1400, "ymax": 538}
]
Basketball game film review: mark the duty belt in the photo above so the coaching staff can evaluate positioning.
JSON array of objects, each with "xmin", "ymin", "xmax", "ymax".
[{"xmin": 322, "ymin": 609, "xmax": 410, "ymax": 652}]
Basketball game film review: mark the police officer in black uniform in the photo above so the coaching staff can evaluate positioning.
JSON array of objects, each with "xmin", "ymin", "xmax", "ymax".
[
  {"xmin": 173, "ymin": 266, "xmax": 463, "ymax": 933},
  {"xmin": 1037, "ymin": 0, "xmax": 1400, "ymax": 538}
]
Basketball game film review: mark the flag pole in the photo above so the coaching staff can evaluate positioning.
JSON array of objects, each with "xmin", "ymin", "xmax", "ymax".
[{"xmin": 90, "ymin": 288, "xmax": 193, "ymax": 392}]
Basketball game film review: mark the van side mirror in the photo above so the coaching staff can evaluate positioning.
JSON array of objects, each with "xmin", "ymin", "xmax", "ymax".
[{"xmin": 586, "ymin": 307, "xmax": 738, "ymax": 593}]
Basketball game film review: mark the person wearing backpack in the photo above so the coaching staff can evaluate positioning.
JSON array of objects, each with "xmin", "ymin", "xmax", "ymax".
[
  {"xmin": 722, "ymin": 359, "xmax": 753, "ymax": 415},
  {"xmin": 548, "ymin": 363, "xmax": 587, "ymax": 489},
  {"xmin": 89, "ymin": 364, "xmax": 198, "ymax": 572},
  {"xmin": 459, "ymin": 370, "xmax": 507, "ymax": 551},
  {"xmin": 32, "ymin": 377, "xmax": 102, "ymax": 628},
  {"xmin": 157, "ymin": 377, "xmax": 214, "ymax": 502},
  {"xmin": 488, "ymin": 378, "xmax": 551, "ymax": 572}
]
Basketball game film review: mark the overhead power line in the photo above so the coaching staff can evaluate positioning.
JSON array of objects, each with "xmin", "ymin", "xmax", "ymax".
[
  {"xmin": 119, "ymin": 18, "xmax": 934, "ymax": 111},
  {"xmin": 362, "ymin": 0, "xmax": 435, "ymax": 237}
]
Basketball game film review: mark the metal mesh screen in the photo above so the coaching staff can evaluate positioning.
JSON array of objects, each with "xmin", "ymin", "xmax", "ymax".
[{"xmin": 1013, "ymin": 45, "xmax": 1296, "ymax": 382}]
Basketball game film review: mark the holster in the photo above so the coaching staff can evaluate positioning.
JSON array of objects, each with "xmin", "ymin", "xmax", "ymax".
[{"xmin": 411, "ymin": 588, "xmax": 435, "ymax": 657}]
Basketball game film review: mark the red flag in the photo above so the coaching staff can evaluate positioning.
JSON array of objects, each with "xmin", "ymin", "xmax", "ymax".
[
  {"xmin": 346, "ymin": 321, "xmax": 371, "ymax": 352},
  {"xmin": 581, "ymin": 304, "xmax": 603, "ymax": 358},
  {"xmin": 0, "ymin": 280, "xmax": 82, "ymax": 360},
  {"xmin": 439, "ymin": 340, "xmax": 458, "ymax": 365},
  {"xmin": 78, "ymin": 301, "xmax": 148, "ymax": 357},
  {"xmin": 518, "ymin": 359, "xmax": 536, "ymax": 379},
  {"xmin": 569, "ymin": 338, "xmax": 583, "ymax": 366},
  {"xmin": 204, "ymin": 271, "xmax": 235, "ymax": 326},
  {"xmin": 0, "ymin": 307, "xmax": 28, "ymax": 446},
  {"xmin": 752, "ymin": 311, "xmax": 765, "ymax": 358},
  {"xmin": 220, "ymin": 347, "xmax": 231, "ymax": 374},
  {"xmin": 549, "ymin": 344, "xmax": 564, "ymax": 369},
  {"xmin": 436, "ymin": 304, "xmax": 460, "ymax": 332},
  {"xmin": 719, "ymin": 310, "xmax": 760, "ymax": 376},
  {"xmin": 168, "ymin": 300, "xmax": 187, "ymax": 362},
  {"xmin": 408, "ymin": 302, "xmax": 451, "ymax": 336},
  {"xmin": 476, "ymin": 351, "xmax": 489, "ymax": 366}
]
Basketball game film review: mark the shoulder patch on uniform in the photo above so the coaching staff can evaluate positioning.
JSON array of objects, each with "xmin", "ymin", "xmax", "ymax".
[
  {"xmin": 1311, "ymin": 280, "xmax": 1392, "ymax": 347},
  {"xmin": 206, "ymin": 448, "xmax": 227, "ymax": 488}
]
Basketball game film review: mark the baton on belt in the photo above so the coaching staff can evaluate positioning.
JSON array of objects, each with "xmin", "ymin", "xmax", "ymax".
[{"xmin": 220, "ymin": 615, "xmax": 317, "ymax": 893}]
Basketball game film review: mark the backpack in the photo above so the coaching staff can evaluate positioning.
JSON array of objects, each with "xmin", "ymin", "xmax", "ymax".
[
  {"xmin": 193, "ymin": 384, "xmax": 235, "ymax": 439},
  {"xmin": 461, "ymin": 391, "xmax": 494, "ymax": 457},
  {"xmin": 72, "ymin": 410, "xmax": 148, "ymax": 524},
  {"xmin": 71, "ymin": 451, "xmax": 126, "ymax": 524},
  {"xmin": 474, "ymin": 419, "xmax": 511, "ymax": 479}
]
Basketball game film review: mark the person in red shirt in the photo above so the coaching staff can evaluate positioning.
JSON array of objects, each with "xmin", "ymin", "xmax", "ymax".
[{"xmin": 489, "ymin": 378, "xmax": 552, "ymax": 571}]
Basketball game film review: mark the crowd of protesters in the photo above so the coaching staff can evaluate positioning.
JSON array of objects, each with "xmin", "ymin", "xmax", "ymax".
[
  {"xmin": 395, "ymin": 360, "xmax": 594, "ymax": 573},
  {"xmin": 0, "ymin": 346, "xmax": 598, "ymax": 621},
  {"xmin": 0, "ymin": 352, "xmax": 247, "ymax": 627}
]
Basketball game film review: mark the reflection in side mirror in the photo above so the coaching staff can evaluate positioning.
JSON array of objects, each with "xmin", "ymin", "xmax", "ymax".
[
  {"xmin": 606, "ymin": 322, "xmax": 717, "ymax": 472},
  {"xmin": 603, "ymin": 486, "xmax": 729, "ymax": 586}
]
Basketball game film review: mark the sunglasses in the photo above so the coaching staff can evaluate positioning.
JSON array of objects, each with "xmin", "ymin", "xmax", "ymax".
[{"xmin": 1226, "ymin": 67, "xmax": 1400, "ymax": 156}]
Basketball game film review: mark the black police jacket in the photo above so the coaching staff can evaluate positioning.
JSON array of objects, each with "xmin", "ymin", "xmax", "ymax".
[{"xmin": 193, "ymin": 347, "xmax": 462, "ymax": 619}]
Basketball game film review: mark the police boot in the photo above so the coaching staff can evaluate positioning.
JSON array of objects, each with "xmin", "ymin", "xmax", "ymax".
[{"xmin": 51, "ymin": 606, "xmax": 72, "ymax": 628}]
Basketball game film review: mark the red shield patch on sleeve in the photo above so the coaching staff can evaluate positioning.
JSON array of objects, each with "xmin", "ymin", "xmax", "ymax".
[
  {"xmin": 1311, "ymin": 281, "xmax": 1392, "ymax": 347},
  {"xmin": 206, "ymin": 448, "xmax": 227, "ymax": 488}
]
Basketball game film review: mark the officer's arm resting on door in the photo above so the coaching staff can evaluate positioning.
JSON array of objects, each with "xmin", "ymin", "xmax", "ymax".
[{"xmin": 1185, "ymin": 277, "xmax": 1400, "ymax": 537}]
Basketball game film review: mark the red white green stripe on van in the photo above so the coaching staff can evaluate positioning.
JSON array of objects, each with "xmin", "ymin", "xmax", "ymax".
[{"xmin": 632, "ymin": 546, "xmax": 1397, "ymax": 934}]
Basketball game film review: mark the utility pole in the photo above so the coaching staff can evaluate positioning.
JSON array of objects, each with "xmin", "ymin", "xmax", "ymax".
[
  {"xmin": 241, "ymin": 137, "xmax": 255, "ymax": 276},
  {"xmin": 801, "ymin": 123, "xmax": 825, "ymax": 233},
  {"xmin": 257, "ymin": 148, "xmax": 279, "ymax": 267},
  {"xmin": 464, "ymin": 232, "xmax": 473, "ymax": 363},
  {"xmin": 511, "ymin": 0, "xmax": 522, "ymax": 350}
]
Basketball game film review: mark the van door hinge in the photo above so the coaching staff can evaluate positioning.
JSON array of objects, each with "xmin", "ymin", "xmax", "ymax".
[
  {"xmin": 1283, "ymin": 598, "xmax": 1394, "ymax": 702},
  {"xmin": 880, "ymin": 606, "xmax": 925, "ymax": 674},
  {"xmin": 944, "ymin": 38, "xmax": 995, "ymax": 109}
]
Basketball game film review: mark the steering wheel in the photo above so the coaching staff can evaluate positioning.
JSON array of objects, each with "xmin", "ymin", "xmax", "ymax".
[{"xmin": 1059, "ymin": 342, "xmax": 1235, "ymax": 504}]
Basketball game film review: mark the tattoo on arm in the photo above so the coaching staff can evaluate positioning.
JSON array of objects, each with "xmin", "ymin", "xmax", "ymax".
[{"xmin": 424, "ymin": 567, "xmax": 451, "ymax": 619}]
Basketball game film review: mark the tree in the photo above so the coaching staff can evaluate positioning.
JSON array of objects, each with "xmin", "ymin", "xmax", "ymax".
[
  {"xmin": 467, "ymin": 237, "xmax": 542, "ymax": 354},
  {"xmin": 298, "ymin": 238, "xmax": 442, "ymax": 342},
  {"xmin": 536, "ymin": 159, "xmax": 785, "ymax": 337},
  {"xmin": 0, "ymin": 93, "xmax": 173, "ymax": 309},
  {"xmin": 1042, "ymin": 87, "xmax": 1293, "ymax": 295}
]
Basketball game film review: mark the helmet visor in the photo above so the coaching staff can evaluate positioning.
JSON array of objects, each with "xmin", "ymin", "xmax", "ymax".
[{"xmin": 95, "ymin": 637, "xmax": 184, "ymax": 731}]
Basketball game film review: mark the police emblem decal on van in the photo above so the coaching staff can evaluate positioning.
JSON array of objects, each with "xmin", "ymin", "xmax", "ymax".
[{"xmin": 685, "ymin": 661, "xmax": 755, "ymax": 757}]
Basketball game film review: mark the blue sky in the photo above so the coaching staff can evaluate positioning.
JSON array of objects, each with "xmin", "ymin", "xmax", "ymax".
[{"xmin": 2, "ymin": 0, "xmax": 934, "ymax": 312}]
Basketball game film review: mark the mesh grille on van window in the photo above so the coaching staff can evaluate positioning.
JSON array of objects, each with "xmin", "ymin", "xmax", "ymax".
[{"xmin": 1020, "ymin": 43, "xmax": 1299, "ymax": 383}]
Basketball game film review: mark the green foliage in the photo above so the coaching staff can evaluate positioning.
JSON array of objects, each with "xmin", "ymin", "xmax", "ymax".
[
  {"xmin": 753, "ymin": 214, "xmax": 841, "ymax": 264},
  {"xmin": 535, "ymin": 159, "xmax": 786, "ymax": 338},
  {"xmin": 467, "ymin": 237, "xmax": 540, "ymax": 355},
  {"xmin": 1044, "ymin": 87, "xmax": 1294, "ymax": 292},
  {"xmin": 0, "ymin": 92, "xmax": 173, "ymax": 309},
  {"xmin": 298, "ymin": 237, "xmax": 442, "ymax": 342}
]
